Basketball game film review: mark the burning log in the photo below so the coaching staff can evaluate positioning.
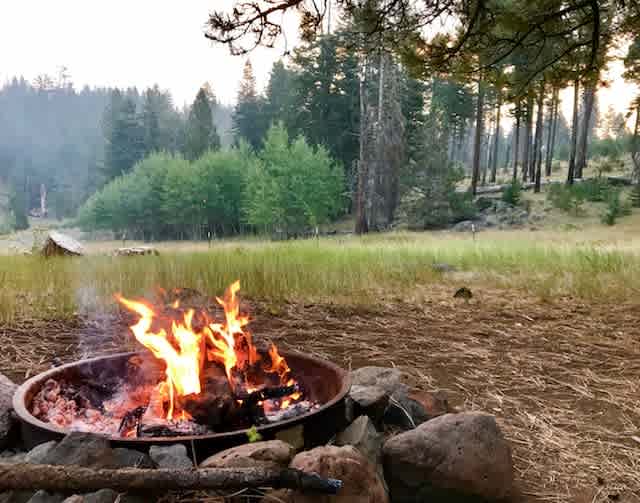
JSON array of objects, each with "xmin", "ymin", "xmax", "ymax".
[{"xmin": 0, "ymin": 464, "xmax": 343, "ymax": 494}]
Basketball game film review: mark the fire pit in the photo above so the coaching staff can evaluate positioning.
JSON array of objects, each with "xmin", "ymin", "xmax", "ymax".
[{"xmin": 12, "ymin": 282, "xmax": 350, "ymax": 460}]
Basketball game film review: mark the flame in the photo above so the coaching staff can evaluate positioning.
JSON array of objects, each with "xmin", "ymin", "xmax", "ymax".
[{"xmin": 116, "ymin": 281, "xmax": 300, "ymax": 423}]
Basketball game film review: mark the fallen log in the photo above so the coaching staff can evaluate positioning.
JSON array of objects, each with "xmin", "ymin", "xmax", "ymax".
[{"xmin": 0, "ymin": 464, "xmax": 342, "ymax": 494}]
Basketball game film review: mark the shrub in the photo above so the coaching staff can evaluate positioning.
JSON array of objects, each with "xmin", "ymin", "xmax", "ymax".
[
  {"xmin": 547, "ymin": 184, "xmax": 585, "ymax": 216},
  {"xmin": 600, "ymin": 188, "xmax": 631, "ymax": 226},
  {"xmin": 631, "ymin": 184, "xmax": 640, "ymax": 208},
  {"xmin": 502, "ymin": 180, "xmax": 522, "ymax": 206}
]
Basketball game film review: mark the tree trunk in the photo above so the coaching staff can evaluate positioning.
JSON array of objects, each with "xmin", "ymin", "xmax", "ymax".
[
  {"xmin": 355, "ymin": 56, "xmax": 369, "ymax": 234},
  {"xmin": 471, "ymin": 77, "xmax": 485, "ymax": 195},
  {"xmin": 0, "ymin": 464, "xmax": 341, "ymax": 494},
  {"xmin": 575, "ymin": 81, "xmax": 596, "ymax": 178},
  {"xmin": 632, "ymin": 105, "xmax": 640, "ymax": 179},
  {"xmin": 567, "ymin": 78, "xmax": 580, "ymax": 185},
  {"xmin": 513, "ymin": 103, "xmax": 521, "ymax": 182},
  {"xmin": 533, "ymin": 82, "xmax": 545, "ymax": 193},
  {"xmin": 490, "ymin": 92, "xmax": 502, "ymax": 183},
  {"xmin": 522, "ymin": 94, "xmax": 533, "ymax": 182},
  {"xmin": 545, "ymin": 86, "xmax": 559, "ymax": 177}
]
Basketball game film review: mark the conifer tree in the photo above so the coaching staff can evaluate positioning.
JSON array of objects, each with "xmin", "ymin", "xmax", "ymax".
[
  {"xmin": 185, "ymin": 87, "xmax": 220, "ymax": 160},
  {"xmin": 233, "ymin": 60, "xmax": 266, "ymax": 150}
]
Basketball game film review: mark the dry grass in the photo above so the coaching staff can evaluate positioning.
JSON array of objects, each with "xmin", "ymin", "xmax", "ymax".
[{"xmin": 2, "ymin": 286, "xmax": 639, "ymax": 503}]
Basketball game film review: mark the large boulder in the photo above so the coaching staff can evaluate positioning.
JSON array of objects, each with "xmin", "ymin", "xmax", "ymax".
[
  {"xmin": 39, "ymin": 433, "xmax": 114, "ymax": 469},
  {"xmin": 0, "ymin": 372, "xmax": 17, "ymax": 450},
  {"xmin": 200, "ymin": 440, "xmax": 294, "ymax": 469},
  {"xmin": 382, "ymin": 412, "xmax": 514, "ymax": 502},
  {"xmin": 273, "ymin": 445, "xmax": 388, "ymax": 503}
]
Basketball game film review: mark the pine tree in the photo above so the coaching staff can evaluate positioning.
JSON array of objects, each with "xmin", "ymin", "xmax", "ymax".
[
  {"xmin": 103, "ymin": 96, "xmax": 144, "ymax": 180},
  {"xmin": 185, "ymin": 87, "xmax": 220, "ymax": 160},
  {"xmin": 233, "ymin": 60, "xmax": 266, "ymax": 150}
]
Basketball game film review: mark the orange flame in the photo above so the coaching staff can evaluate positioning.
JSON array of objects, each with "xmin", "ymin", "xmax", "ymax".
[{"xmin": 116, "ymin": 281, "xmax": 300, "ymax": 422}]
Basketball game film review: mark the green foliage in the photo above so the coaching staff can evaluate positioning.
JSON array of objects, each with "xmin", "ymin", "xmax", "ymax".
[
  {"xmin": 244, "ymin": 124, "xmax": 345, "ymax": 234},
  {"xmin": 631, "ymin": 184, "xmax": 640, "ymax": 208},
  {"xmin": 233, "ymin": 61, "xmax": 267, "ymax": 150},
  {"xmin": 78, "ymin": 127, "xmax": 344, "ymax": 239},
  {"xmin": 103, "ymin": 96, "xmax": 145, "ymax": 180},
  {"xmin": 600, "ymin": 188, "xmax": 631, "ymax": 226},
  {"xmin": 547, "ymin": 184, "xmax": 585, "ymax": 216},
  {"xmin": 8, "ymin": 187, "xmax": 28, "ymax": 230},
  {"xmin": 246, "ymin": 425, "xmax": 262, "ymax": 443},
  {"xmin": 185, "ymin": 88, "xmax": 220, "ymax": 161},
  {"xmin": 502, "ymin": 180, "xmax": 522, "ymax": 206}
]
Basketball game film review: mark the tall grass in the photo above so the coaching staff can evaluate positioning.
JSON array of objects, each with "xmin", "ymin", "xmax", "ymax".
[{"xmin": 1, "ymin": 234, "xmax": 638, "ymax": 322}]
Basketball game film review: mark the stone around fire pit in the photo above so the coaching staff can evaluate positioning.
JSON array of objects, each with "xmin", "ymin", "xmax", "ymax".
[
  {"xmin": 346, "ymin": 385, "xmax": 389, "ymax": 426},
  {"xmin": 0, "ymin": 372, "xmax": 17, "ymax": 450},
  {"xmin": 200, "ymin": 440, "xmax": 294, "ymax": 469},
  {"xmin": 271, "ymin": 445, "xmax": 389, "ymax": 503},
  {"xmin": 382, "ymin": 412, "xmax": 514, "ymax": 502},
  {"xmin": 148, "ymin": 444, "xmax": 193, "ymax": 470},
  {"xmin": 26, "ymin": 490, "xmax": 65, "ymax": 503},
  {"xmin": 351, "ymin": 367, "xmax": 408, "ymax": 397}
]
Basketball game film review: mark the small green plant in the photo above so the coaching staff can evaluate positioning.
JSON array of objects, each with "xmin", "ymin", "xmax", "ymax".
[
  {"xmin": 631, "ymin": 184, "xmax": 640, "ymax": 208},
  {"xmin": 246, "ymin": 425, "xmax": 263, "ymax": 443},
  {"xmin": 600, "ymin": 188, "xmax": 631, "ymax": 226},
  {"xmin": 502, "ymin": 180, "xmax": 522, "ymax": 206}
]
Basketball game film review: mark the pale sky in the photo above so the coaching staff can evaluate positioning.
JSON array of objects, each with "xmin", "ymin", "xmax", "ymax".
[
  {"xmin": 0, "ymin": 1, "xmax": 637, "ymax": 124},
  {"xmin": 0, "ymin": 1, "xmax": 297, "ymax": 106}
]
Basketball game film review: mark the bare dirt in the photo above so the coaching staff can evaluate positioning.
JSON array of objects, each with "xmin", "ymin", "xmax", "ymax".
[{"xmin": 1, "ymin": 286, "xmax": 639, "ymax": 503}]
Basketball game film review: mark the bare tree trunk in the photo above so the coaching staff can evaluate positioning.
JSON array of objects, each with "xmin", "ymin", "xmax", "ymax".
[
  {"xmin": 471, "ymin": 77, "xmax": 485, "ymax": 195},
  {"xmin": 490, "ymin": 91, "xmax": 502, "ymax": 183},
  {"xmin": 522, "ymin": 93, "xmax": 533, "ymax": 182},
  {"xmin": 504, "ymin": 134, "xmax": 511, "ymax": 173},
  {"xmin": 533, "ymin": 82, "xmax": 545, "ymax": 193},
  {"xmin": 355, "ymin": 56, "xmax": 369, "ymax": 234},
  {"xmin": 513, "ymin": 102, "xmax": 521, "ymax": 182},
  {"xmin": 567, "ymin": 78, "xmax": 580, "ymax": 185},
  {"xmin": 632, "ymin": 104, "xmax": 640, "ymax": 179},
  {"xmin": 545, "ymin": 86, "xmax": 559, "ymax": 177},
  {"xmin": 39, "ymin": 183, "xmax": 47, "ymax": 217},
  {"xmin": 575, "ymin": 81, "xmax": 596, "ymax": 178}
]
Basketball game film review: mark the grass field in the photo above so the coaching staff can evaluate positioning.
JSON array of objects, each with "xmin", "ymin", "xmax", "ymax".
[{"xmin": 1, "ymin": 223, "xmax": 640, "ymax": 323}]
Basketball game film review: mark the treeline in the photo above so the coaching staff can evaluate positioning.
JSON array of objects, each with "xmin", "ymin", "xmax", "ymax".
[
  {"xmin": 77, "ymin": 124, "xmax": 344, "ymax": 239},
  {"xmin": 0, "ymin": 72, "xmax": 232, "ymax": 230}
]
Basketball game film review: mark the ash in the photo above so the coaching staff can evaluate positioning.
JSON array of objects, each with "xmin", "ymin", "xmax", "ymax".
[{"xmin": 30, "ymin": 377, "xmax": 318, "ymax": 438}]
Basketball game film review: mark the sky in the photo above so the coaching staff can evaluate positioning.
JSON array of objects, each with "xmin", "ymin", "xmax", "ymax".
[
  {"xmin": 0, "ymin": 0, "xmax": 297, "ymax": 106},
  {"xmin": 0, "ymin": 1, "xmax": 637, "ymax": 124}
]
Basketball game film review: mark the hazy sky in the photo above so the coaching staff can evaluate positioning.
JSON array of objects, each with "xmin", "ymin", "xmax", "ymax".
[
  {"xmin": 1, "ymin": 1, "xmax": 637, "ymax": 124},
  {"xmin": 0, "ymin": 1, "xmax": 296, "ymax": 106}
]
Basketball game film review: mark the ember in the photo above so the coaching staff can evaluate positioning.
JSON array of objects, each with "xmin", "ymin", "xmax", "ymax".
[{"xmin": 30, "ymin": 281, "xmax": 318, "ymax": 438}]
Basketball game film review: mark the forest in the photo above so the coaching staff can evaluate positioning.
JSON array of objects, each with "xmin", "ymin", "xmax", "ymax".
[{"xmin": 1, "ymin": 0, "xmax": 639, "ymax": 239}]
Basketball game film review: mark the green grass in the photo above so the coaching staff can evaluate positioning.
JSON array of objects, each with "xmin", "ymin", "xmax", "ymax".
[{"xmin": 1, "ymin": 232, "xmax": 639, "ymax": 323}]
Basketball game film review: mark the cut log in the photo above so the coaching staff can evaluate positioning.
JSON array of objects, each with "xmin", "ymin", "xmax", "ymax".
[
  {"xmin": 114, "ymin": 247, "xmax": 159, "ymax": 257},
  {"xmin": 41, "ymin": 231, "xmax": 84, "ymax": 257},
  {"xmin": 0, "ymin": 464, "xmax": 342, "ymax": 494}
]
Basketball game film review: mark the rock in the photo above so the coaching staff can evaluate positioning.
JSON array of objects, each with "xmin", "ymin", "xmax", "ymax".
[
  {"xmin": 82, "ymin": 490, "xmax": 119, "ymax": 503},
  {"xmin": 40, "ymin": 433, "xmax": 115, "ymax": 469},
  {"xmin": 382, "ymin": 412, "xmax": 514, "ymax": 502},
  {"xmin": 383, "ymin": 396, "xmax": 429, "ymax": 430},
  {"xmin": 335, "ymin": 415, "xmax": 382, "ymax": 465},
  {"xmin": 26, "ymin": 491, "xmax": 65, "ymax": 503},
  {"xmin": 0, "ymin": 452, "xmax": 27, "ymax": 464},
  {"xmin": 452, "ymin": 220, "xmax": 475, "ymax": 232},
  {"xmin": 24, "ymin": 441, "xmax": 58, "ymax": 464},
  {"xmin": 273, "ymin": 445, "xmax": 388, "ymax": 503},
  {"xmin": 351, "ymin": 367, "xmax": 408, "ymax": 397},
  {"xmin": 431, "ymin": 263, "xmax": 457, "ymax": 274},
  {"xmin": 112, "ymin": 448, "xmax": 154, "ymax": 469},
  {"xmin": 149, "ymin": 444, "xmax": 193, "ymax": 469},
  {"xmin": 408, "ymin": 390, "xmax": 451, "ymax": 419},
  {"xmin": 347, "ymin": 385, "xmax": 389, "ymax": 425},
  {"xmin": 200, "ymin": 440, "xmax": 294, "ymax": 469},
  {"xmin": 60, "ymin": 497, "xmax": 84, "ymax": 503},
  {"xmin": 0, "ymin": 372, "xmax": 17, "ymax": 450},
  {"xmin": 41, "ymin": 232, "xmax": 84, "ymax": 258}
]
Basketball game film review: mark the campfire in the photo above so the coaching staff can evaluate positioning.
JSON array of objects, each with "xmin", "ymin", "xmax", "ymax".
[{"xmin": 28, "ymin": 282, "xmax": 320, "ymax": 439}]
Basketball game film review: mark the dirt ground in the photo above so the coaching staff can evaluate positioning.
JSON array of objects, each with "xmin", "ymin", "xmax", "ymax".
[{"xmin": 1, "ymin": 286, "xmax": 639, "ymax": 503}]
